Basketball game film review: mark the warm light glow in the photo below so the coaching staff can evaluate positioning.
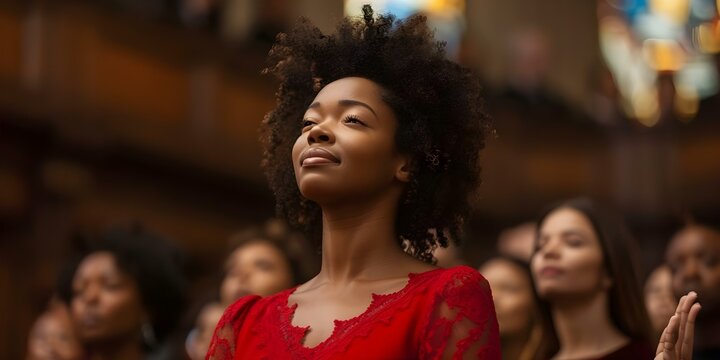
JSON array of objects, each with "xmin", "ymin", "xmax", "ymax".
[
  {"xmin": 650, "ymin": 0, "xmax": 690, "ymax": 24},
  {"xmin": 674, "ymin": 85, "xmax": 699, "ymax": 121},
  {"xmin": 643, "ymin": 39, "xmax": 686, "ymax": 71},
  {"xmin": 694, "ymin": 22, "xmax": 720, "ymax": 53},
  {"xmin": 345, "ymin": 0, "xmax": 464, "ymax": 17},
  {"xmin": 600, "ymin": 0, "xmax": 718, "ymax": 126},
  {"xmin": 428, "ymin": 0, "xmax": 464, "ymax": 15},
  {"xmin": 632, "ymin": 88, "xmax": 660, "ymax": 127},
  {"xmin": 344, "ymin": 0, "xmax": 465, "ymax": 58}
]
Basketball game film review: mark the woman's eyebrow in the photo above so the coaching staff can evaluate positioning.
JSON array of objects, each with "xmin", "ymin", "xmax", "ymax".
[
  {"xmin": 560, "ymin": 230, "xmax": 588, "ymax": 238},
  {"xmin": 308, "ymin": 99, "xmax": 378, "ymax": 118}
]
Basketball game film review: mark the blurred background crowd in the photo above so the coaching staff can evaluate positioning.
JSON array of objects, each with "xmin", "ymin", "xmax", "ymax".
[{"xmin": 1, "ymin": 0, "xmax": 719, "ymax": 359}]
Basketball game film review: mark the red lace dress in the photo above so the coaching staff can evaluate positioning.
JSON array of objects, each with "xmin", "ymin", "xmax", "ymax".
[{"xmin": 206, "ymin": 266, "xmax": 500, "ymax": 359}]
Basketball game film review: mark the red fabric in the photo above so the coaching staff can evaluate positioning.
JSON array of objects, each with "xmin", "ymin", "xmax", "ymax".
[{"xmin": 206, "ymin": 266, "xmax": 500, "ymax": 360}]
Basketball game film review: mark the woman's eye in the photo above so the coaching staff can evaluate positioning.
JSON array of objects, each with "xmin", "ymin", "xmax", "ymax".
[
  {"xmin": 302, "ymin": 119, "xmax": 315, "ymax": 127},
  {"xmin": 255, "ymin": 260, "xmax": 275, "ymax": 272},
  {"xmin": 104, "ymin": 282, "xmax": 122, "ymax": 291},
  {"xmin": 344, "ymin": 115, "xmax": 364, "ymax": 125},
  {"xmin": 566, "ymin": 238, "xmax": 583, "ymax": 247}
]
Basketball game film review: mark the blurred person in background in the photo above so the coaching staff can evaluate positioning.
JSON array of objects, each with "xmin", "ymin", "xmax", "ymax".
[
  {"xmin": 185, "ymin": 301, "xmax": 224, "ymax": 360},
  {"xmin": 493, "ymin": 28, "xmax": 571, "ymax": 125},
  {"xmin": 63, "ymin": 227, "xmax": 187, "ymax": 360},
  {"xmin": 219, "ymin": 220, "xmax": 311, "ymax": 305},
  {"xmin": 666, "ymin": 216, "xmax": 720, "ymax": 360},
  {"xmin": 179, "ymin": 0, "xmax": 220, "ymax": 29},
  {"xmin": 644, "ymin": 265, "xmax": 677, "ymax": 339},
  {"xmin": 185, "ymin": 220, "xmax": 309, "ymax": 358},
  {"xmin": 206, "ymin": 5, "xmax": 499, "ymax": 359},
  {"xmin": 26, "ymin": 299, "xmax": 84, "ymax": 360},
  {"xmin": 480, "ymin": 256, "xmax": 542, "ymax": 360},
  {"xmin": 530, "ymin": 197, "xmax": 654, "ymax": 359},
  {"xmin": 497, "ymin": 222, "xmax": 536, "ymax": 262}
]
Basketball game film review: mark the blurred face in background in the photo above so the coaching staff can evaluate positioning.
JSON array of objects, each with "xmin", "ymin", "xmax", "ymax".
[
  {"xmin": 27, "ymin": 304, "xmax": 83, "ymax": 360},
  {"xmin": 186, "ymin": 302, "xmax": 224, "ymax": 360},
  {"xmin": 497, "ymin": 222, "xmax": 536, "ymax": 262},
  {"xmin": 531, "ymin": 207, "xmax": 610, "ymax": 302},
  {"xmin": 667, "ymin": 225, "xmax": 720, "ymax": 315},
  {"xmin": 644, "ymin": 265, "xmax": 677, "ymax": 335},
  {"xmin": 70, "ymin": 252, "xmax": 146, "ymax": 345},
  {"xmin": 220, "ymin": 240, "xmax": 293, "ymax": 304},
  {"xmin": 480, "ymin": 259, "xmax": 536, "ymax": 337}
]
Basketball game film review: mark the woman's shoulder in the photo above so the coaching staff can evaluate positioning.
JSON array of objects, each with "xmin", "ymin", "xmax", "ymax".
[
  {"xmin": 420, "ymin": 265, "xmax": 490, "ymax": 293},
  {"xmin": 415, "ymin": 266, "xmax": 501, "ymax": 359},
  {"xmin": 412, "ymin": 265, "xmax": 493, "ymax": 312},
  {"xmin": 206, "ymin": 288, "xmax": 297, "ymax": 359},
  {"xmin": 222, "ymin": 287, "xmax": 296, "ymax": 318}
]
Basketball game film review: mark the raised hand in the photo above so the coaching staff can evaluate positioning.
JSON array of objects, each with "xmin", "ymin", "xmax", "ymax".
[{"xmin": 655, "ymin": 291, "xmax": 702, "ymax": 360}]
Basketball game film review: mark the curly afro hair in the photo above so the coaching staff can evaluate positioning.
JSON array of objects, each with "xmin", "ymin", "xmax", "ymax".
[{"xmin": 260, "ymin": 5, "xmax": 490, "ymax": 264}]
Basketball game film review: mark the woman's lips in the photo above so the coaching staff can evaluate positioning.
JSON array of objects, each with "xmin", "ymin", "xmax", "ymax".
[
  {"xmin": 78, "ymin": 312, "xmax": 101, "ymax": 328},
  {"xmin": 539, "ymin": 266, "xmax": 564, "ymax": 277},
  {"xmin": 300, "ymin": 147, "xmax": 340, "ymax": 166}
]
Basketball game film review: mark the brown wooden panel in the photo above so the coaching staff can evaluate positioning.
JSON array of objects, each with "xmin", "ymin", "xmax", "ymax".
[
  {"xmin": 85, "ymin": 41, "xmax": 190, "ymax": 123},
  {"xmin": 219, "ymin": 80, "xmax": 274, "ymax": 142},
  {"xmin": 678, "ymin": 133, "xmax": 720, "ymax": 179},
  {"xmin": 0, "ymin": 10, "xmax": 23, "ymax": 83},
  {"xmin": 524, "ymin": 147, "xmax": 596, "ymax": 193}
]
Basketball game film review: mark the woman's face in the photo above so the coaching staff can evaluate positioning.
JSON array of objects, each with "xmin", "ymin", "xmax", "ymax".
[
  {"xmin": 644, "ymin": 265, "xmax": 677, "ymax": 334},
  {"xmin": 220, "ymin": 240, "xmax": 293, "ymax": 304},
  {"xmin": 531, "ymin": 207, "xmax": 610, "ymax": 301},
  {"xmin": 666, "ymin": 225, "xmax": 720, "ymax": 314},
  {"xmin": 480, "ymin": 259, "xmax": 536, "ymax": 337},
  {"xmin": 291, "ymin": 77, "xmax": 409, "ymax": 205},
  {"xmin": 27, "ymin": 305, "xmax": 84, "ymax": 360},
  {"xmin": 70, "ymin": 252, "xmax": 146, "ymax": 344}
]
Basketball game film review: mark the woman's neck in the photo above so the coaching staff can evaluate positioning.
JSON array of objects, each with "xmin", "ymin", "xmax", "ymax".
[
  {"xmin": 316, "ymin": 189, "xmax": 415, "ymax": 284},
  {"xmin": 551, "ymin": 292, "xmax": 629, "ymax": 359},
  {"xmin": 501, "ymin": 333, "xmax": 530, "ymax": 360},
  {"xmin": 502, "ymin": 324, "xmax": 542, "ymax": 360}
]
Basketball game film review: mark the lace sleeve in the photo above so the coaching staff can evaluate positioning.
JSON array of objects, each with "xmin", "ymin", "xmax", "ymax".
[
  {"xmin": 419, "ymin": 267, "xmax": 501, "ymax": 360},
  {"xmin": 206, "ymin": 295, "xmax": 261, "ymax": 360}
]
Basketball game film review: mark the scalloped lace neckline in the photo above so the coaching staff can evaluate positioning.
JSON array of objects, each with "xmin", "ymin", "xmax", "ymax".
[{"xmin": 281, "ymin": 267, "xmax": 443, "ymax": 351}]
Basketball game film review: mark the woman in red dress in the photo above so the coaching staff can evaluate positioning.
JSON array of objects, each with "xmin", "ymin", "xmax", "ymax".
[{"xmin": 207, "ymin": 5, "xmax": 500, "ymax": 359}]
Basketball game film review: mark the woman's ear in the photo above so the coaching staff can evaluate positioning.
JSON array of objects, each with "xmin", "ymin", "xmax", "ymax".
[{"xmin": 395, "ymin": 156, "xmax": 412, "ymax": 183}]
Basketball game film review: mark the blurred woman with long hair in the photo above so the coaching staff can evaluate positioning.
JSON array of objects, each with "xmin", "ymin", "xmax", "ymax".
[{"xmin": 530, "ymin": 198, "xmax": 654, "ymax": 359}]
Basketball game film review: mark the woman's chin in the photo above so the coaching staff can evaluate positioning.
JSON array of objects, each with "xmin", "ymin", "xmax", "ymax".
[{"xmin": 298, "ymin": 183, "xmax": 339, "ymax": 204}]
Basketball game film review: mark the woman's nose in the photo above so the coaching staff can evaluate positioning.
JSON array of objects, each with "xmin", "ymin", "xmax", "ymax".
[
  {"xmin": 80, "ymin": 284, "xmax": 100, "ymax": 304},
  {"xmin": 680, "ymin": 259, "xmax": 701, "ymax": 282},
  {"xmin": 540, "ymin": 239, "xmax": 561, "ymax": 259},
  {"xmin": 307, "ymin": 121, "xmax": 335, "ymax": 145}
]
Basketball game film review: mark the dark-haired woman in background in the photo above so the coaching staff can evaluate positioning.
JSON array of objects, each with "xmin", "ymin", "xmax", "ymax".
[
  {"xmin": 530, "ymin": 198, "xmax": 662, "ymax": 359},
  {"xmin": 480, "ymin": 256, "xmax": 542, "ymax": 360},
  {"xmin": 66, "ymin": 228, "xmax": 187, "ymax": 360},
  {"xmin": 219, "ymin": 223, "xmax": 310, "ymax": 305},
  {"xmin": 207, "ymin": 5, "xmax": 499, "ymax": 359},
  {"xmin": 187, "ymin": 221, "xmax": 308, "ymax": 359}
]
